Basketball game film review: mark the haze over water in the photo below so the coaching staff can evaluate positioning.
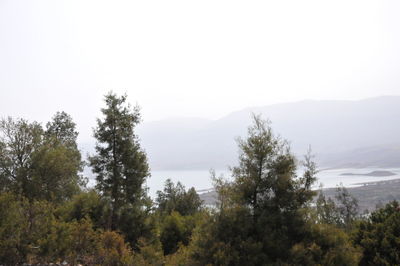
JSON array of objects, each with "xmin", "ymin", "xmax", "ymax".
[{"xmin": 146, "ymin": 168, "xmax": 400, "ymax": 198}]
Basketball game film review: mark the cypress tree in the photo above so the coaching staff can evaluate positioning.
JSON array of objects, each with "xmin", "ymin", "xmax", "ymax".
[{"xmin": 89, "ymin": 92, "xmax": 150, "ymax": 230}]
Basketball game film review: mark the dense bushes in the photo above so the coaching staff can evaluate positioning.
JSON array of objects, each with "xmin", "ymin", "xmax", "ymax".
[
  {"xmin": 0, "ymin": 192, "xmax": 135, "ymax": 265},
  {"xmin": 353, "ymin": 201, "xmax": 400, "ymax": 265}
]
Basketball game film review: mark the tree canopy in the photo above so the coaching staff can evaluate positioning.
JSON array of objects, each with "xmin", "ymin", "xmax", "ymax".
[
  {"xmin": 0, "ymin": 113, "xmax": 83, "ymax": 202},
  {"xmin": 89, "ymin": 92, "xmax": 152, "ymax": 248}
]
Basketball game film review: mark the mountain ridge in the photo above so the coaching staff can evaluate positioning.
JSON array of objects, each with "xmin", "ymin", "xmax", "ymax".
[{"xmin": 84, "ymin": 96, "xmax": 400, "ymax": 170}]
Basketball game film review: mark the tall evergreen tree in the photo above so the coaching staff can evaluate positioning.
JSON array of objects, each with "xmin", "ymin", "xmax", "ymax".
[
  {"xmin": 89, "ymin": 92, "xmax": 150, "ymax": 230},
  {"xmin": 188, "ymin": 115, "xmax": 320, "ymax": 265},
  {"xmin": 232, "ymin": 114, "xmax": 316, "ymax": 222}
]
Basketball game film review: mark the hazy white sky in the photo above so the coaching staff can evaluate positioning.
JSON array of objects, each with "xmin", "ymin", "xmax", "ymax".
[{"xmin": 1, "ymin": 0, "xmax": 400, "ymax": 141}]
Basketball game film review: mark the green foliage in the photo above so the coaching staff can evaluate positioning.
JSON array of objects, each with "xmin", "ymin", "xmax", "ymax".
[
  {"xmin": 188, "ymin": 206, "xmax": 266, "ymax": 265},
  {"xmin": 45, "ymin": 111, "xmax": 79, "ymax": 146},
  {"xmin": 316, "ymin": 190, "xmax": 342, "ymax": 225},
  {"xmin": 160, "ymin": 211, "xmax": 198, "ymax": 255},
  {"xmin": 335, "ymin": 185, "xmax": 359, "ymax": 229},
  {"xmin": 89, "ymin": 92, "xmax": 150, "ymax": 232},
  {"xmin": 96, "ymin": 231, "xmax": 135, "ymax": 266},
  {"xmin": 156, "ymin": 179, "xmax": 203, "ymax": 216},
  {"xmin": 185, "ymin": 115, "xmax": 360, "ymax": 265},
  {"xmin": 164, "ymin": 244, "xmax": 192, "ymax": 266},
  {"xmin": 231, "ymin": 115, "xmax": 316, "ymax": 216},
  {"xmin": 33, "ymin": 111, "xmax": 85, "ymax": 203},
  {"xmin": 230, "ymin": 115, "xmax": 317, "ymax": 260},
  {"xmin": 155, "ymin": 179, "xmax": 204, "ymax": 256},
  {"xmin": 116, "ymin": 200, "xmax": 155, "ymax": 248},
  {"xmin": 0, "ymin": 113, "xmax": 84, "ymax": 203},
  {"xmin": 353, "ymin": 201, "xmax": 400, "ymax": 265},
  {"xmin": 56, "ymin": 190, "xmax": 110, "ymax": 229},
  {"xmin": 37, "ymin": 217, "xmax": 98, "ymax": 264},
  {"xmin": 39, "ymin": 218, "xmax": 135, "ymax": 265},
  {"xmin": 290, "ymin": 223, "xmax": 361, "ymax": 265},
  {"xmin": 0, "ymin": 192, "xmax": 28, "ymax": 264},
  {"xmin": 133, "ymin": 237, "xmax": 164, "ymax": 266},
  {"xmin": 30, "ymin": 142, "xmax": 83, "ymax": 202},
  {"xmin": 0, "ymin": 192, "xmax": 54, "ymax": 264},
  {"xmin": 0, "ymin": 98, "xmax": 393, "ymax": 265},
  {"xmin": 0, "ymin": 191, "xmax": 135, "ymax": 265},
  {"xmin": 316, "ymin": 186, "xmax": 359, "ymax": 230},
  {"xmin": 0, "ymin": 117, "xmax": 43, "ymax": 197}
]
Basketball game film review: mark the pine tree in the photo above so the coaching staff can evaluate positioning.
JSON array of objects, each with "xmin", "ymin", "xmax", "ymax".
[
  {"xmin": 188, "ymin": 114, "xmax": 319, "ymax": 264},
  {"xmin": 89, "ymin": 92, "xmax": 150, "ymax": 230}
]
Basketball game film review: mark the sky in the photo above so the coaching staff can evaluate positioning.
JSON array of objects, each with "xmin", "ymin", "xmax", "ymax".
[{"xmin": 1, "ymin": 0, "xmax": 400, "ymax": 142}]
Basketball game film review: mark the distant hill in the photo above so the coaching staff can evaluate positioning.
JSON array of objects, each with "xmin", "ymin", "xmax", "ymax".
[{"xmin": 112, "ymin": 96, "xmax": 400, "ymax": 170}]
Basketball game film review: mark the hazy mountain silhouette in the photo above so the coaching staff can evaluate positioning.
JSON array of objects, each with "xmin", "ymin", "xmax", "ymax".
[
  {"xmin": 88, "ymin": 96, "xmax": 400, "ymax": 171},
  {"xmin": 135, "ymin": 96, "xmax": 400, "ymax": 170}
]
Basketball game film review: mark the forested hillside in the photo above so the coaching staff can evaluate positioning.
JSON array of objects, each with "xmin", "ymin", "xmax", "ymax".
[{"xmin": 1, "ymin": 92, "xmax": 399, "ymax": 265}]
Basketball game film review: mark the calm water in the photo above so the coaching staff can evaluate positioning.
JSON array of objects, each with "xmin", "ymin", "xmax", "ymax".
[
  {"xmin": 86, "ymin": 167, "xmax": 400, "ymax": 198},
  {"xmin": 147, "ymin": 168, "xmax": 400, "ymax": 198}
]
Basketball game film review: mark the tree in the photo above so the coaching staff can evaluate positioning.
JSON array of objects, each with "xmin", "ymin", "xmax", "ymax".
[
  {"xmin": 0, "ymin": 113, "xmax": 84, "ymax": 202},
  {"xmin": 315, "ymin": 190, "xmax": 341, "ymax": 225},
  {"xmin": 187, "ymin": 114, "xmax": 319, "ymax": 264},
  {"xmin": 0, "ymin": 117, "xmax": 43, "ymax": 198},
  {"xmin": 231, "ymin": 115, "xmax": 316, "ymax": 217},
  {"xmin": 89, "ymin": 92, "xmax": 150, "ymax": 231},
  {"xmin": 156, "ymin": 179, "xmax": 202, "ymax": 216},
  {"xmin": 335, "ymin": 185, "xmax": 359, "ymax": 229},
  {"xmin": 57, "ymin": 189, "xmax": 110, "ymax": 229},
  {"xmin": 231, "ymin": 114, "xmax": 317, "ymax": 260},
  {"xmin": 315, "ymin": 185, "xmax": 359, "ymax": 230},
  {"xmin": 155, "ymin": 180, "xmax": 202, "ymax": 255},
  {"xmin": 353, "ymin": 201, "xmax": 400, "ymax": 265},
  {"xmin": 45, "ymin": 111, "xmax": 79, "ymax": 146},
  {"xmin": 289, "ymin": 223, "xmax": 361, "ymax": 265},
  {"xmin": 31, "ymin": 112, "xmax": 84, "ymax": 202},
  {"xmin": 0, "ymin": 192, "xmax": 54, "ymax": 264}
]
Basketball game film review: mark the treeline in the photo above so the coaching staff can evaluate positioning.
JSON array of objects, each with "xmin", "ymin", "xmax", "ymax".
[{"xmin": 0, "ymin": 92, "xmax": 399, "ymax": 265}]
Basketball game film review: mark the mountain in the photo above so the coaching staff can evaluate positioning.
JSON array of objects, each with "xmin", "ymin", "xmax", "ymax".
[{"xmin": 128, "ymin": 96, "xmax": 400, "ymax": 170}]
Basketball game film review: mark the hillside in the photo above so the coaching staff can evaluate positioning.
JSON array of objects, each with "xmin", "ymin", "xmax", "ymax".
[{"xmin": 136, "ymin": 96, "xmax": 400, "ymax": 170}]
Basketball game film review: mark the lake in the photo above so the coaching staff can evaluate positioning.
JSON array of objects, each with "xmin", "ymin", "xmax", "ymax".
[
  {"xmin": 85, "ymin": 167, "xmax": 400, "ymax": 198},
  {"xmin": 146, "ymin": 168, "xmax": 400, "ymax": 198}
]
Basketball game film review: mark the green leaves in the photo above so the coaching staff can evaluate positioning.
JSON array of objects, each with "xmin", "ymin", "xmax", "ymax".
[
  {"xmin": 89, "ymin": 92, "xmax": 149, "ymax": 206},
  {"xmin": 45, "ymin": 111, "xmax": 79, "ymax": 147},
  {"xmin": 0, "ymin": 113, "xmax": 83, "ymax": 202},
  {"xmin": 354, "ymin": 201, "xmax": 400, "ymax": 265},
  {"xmin": 89, "ymin": 91, "xmax": 151, "ymax": 247},
  {"xmin": 0, "ymin": 95, "xmax": 395, "ymax": 265},
  {"xmin": 156, "ymin": 179, "xmax": 203, "ymax": 216}
]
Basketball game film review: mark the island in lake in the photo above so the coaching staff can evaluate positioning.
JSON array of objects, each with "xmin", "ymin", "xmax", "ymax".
[{"xmin": 340, "ymin": 170, "xmax": 396, "ymax": 177}]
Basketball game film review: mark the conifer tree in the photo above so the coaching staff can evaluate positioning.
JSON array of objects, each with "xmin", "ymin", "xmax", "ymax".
[
  {"xmin": 89, "ymin": 92, "xmax": 150, "ymax": 230},
  {"xmin": 189, "ymin": 114, "xmax": 319, "ymax": 264}
]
